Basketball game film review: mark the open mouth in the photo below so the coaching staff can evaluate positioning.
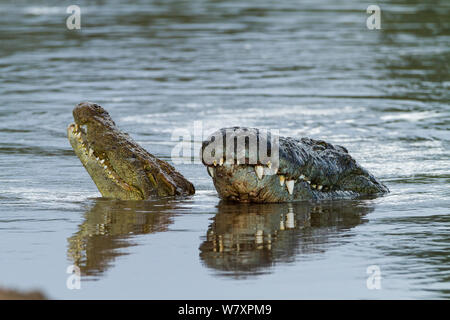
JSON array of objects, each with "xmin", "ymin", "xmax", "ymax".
[{"xmin": 67, "ymin": 122, "xmax": 143, "ymax": 198}]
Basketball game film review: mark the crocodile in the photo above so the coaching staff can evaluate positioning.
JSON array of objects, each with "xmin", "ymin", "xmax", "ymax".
[
  {"xmin": 201, "ymin": 127, "xmax": 388, "ymax": 203},
  {"xmin": 67, "ymin": 103, "xmax": 387, "ymax": 203},
  {"xmin": 67, "ymin": 102, "xmax": 195, "ymax": 200}
]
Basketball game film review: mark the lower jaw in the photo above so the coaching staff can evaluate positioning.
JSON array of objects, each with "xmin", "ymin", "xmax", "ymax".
[
  {"xmin": 208, "ymin": 166, "xmax": 355, "ymax": 203},
  {"xmin": 209, "ymin": 166, "xmax": 309, "ymax": 203},
  {"xmin": 96, "ymin": 183, "xmax": 144, "ymax": 200},
  {"xmin": 74, "ymin": 151, "xmax": 144, "ymax": 200},
  {"xmin": 215, "ymin": 184, "xmax": 360, "ymax": 203},
  {"xmin": 217, "ymin": 190, "xmax": 312, "ymax": 203},
  {"xmin": 213, "ymin": 179, "xmax": 313, "ymax": 203}
]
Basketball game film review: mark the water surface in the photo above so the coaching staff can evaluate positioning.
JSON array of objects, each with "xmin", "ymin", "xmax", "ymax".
[{"xmin": 0, "ymin": 0, "xmax": 449, "ymax": 299}]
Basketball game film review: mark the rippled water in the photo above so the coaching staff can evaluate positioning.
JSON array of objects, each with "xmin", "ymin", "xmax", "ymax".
[{"xmin": 0, "ymin": 0, "xmax": 449, "ymax": 299}]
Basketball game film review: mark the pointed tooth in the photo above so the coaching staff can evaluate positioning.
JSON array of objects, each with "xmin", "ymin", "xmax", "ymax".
[
  {"xmin": 279, "ymin": 175, "xmax": 285, "ymax": 186},
  {"xmin": 219, "ymin": 158, "xmax": 224, "ymax": 166},
  {"xmin": 312, "ymin": 184, "xmax": 316, "ymax": 189},
  {"xmin": 207, "ymin": 167, "xmax": 215, "ymax": 178},
  {"xmin": 299, "ymin": 174, "xmax": 305, "ymax": 180},
  {"xmin": 100, "ymin": 159, "xmax": 105, "ymax": 164},
  {"xmin": 317, "ymin": 185, "xmax": 323, "ymax": 190},
  {"xmin": 103, "ymin": 165, "xmax": 107, "ymax": 169},
  {"xmin": 236, "ymin": 160, "xmax": 240, "ymax": 165},
  {"xmin": 96, "ymin": 157, "xmax": 99, "ymax": 161},
  {"xmin": 306, "ymin": 180, "xmax": 311, "ymax": 184},
  {"xmin": 255, "ymin": 165, "xmax": 264, "ymax": 180},
  {"xmin": 213, "ymin": 160, "xmax": 217, "ymax": 166},
  {"xmin": 286, "ymin": 180, "xmax": 295, "ymax": 195},
  {"xmin": 89, "ymin": 148, "xmax": 94, "ymax": 157},
  {"xmin": 267, "ymin": 161, "xmax": 272, "ymax": 169}
]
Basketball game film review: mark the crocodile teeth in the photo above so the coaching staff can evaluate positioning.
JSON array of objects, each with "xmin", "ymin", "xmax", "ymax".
[
  {"xmin": 267, "ymin": 161, "xmax": 272, "ymax": 169},
  {"xmin": 103, "ymin": 165, "xmax": 107, "ymax": 170},
  {"xmin": 255, "ymin": 165, "xmax": 264, "ymax": 180},
  {"xmin": 219, "ymin": 158, "xmax": 224, "ymax": 166},
  {"xmin": 207, "ymin": 166, "xmax": 215, "ymax": 178},
  {"xmin": 236, "ymin": 160, "xmax": 240, "ymax": 165},
  {"xmin": 213, "ymin": 160, "xmax": 217, "ymax": 166},
  {"xmin": 89, "ymin": 148, "xmax": 94, "ymax": 157},
  {"xmin": 317, "ymin": 185, "xmax": 323, "ymax": 190},
  {"xmin": 100, "ymin": 159, "xmax": 105, "ymax": 164},
  {"xmin": 312, "ymin": 184, "xmax": 316, "ymax": 189},
  {"xmin": 286, "ymin": 180, "xmax": 295, "ymax": 195},
  {"xmin": 279, "ymin": 175, "xmax": 285, "ymax": 186}
]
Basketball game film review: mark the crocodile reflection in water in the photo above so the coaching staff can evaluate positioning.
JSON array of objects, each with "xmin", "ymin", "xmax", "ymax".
[
  {"xmin": 199, "ymin": 200, "xmax": 374, "ymax": 276},
  {"xmin": 68, "ymin": 198, "xmax": 374, "ymax": 279},
  {"xmin": 67, "ymin": 199, "xmax": 179, "ymax": 278}
]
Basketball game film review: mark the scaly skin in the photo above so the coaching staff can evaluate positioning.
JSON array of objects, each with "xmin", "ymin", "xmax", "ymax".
[
  {"xmin": 67, "ymin": 102, "xmax": 195, "ymax": 200},
  {"xmin": 201, "ymin": 127, "xmax": 388, "ymax": 203}
]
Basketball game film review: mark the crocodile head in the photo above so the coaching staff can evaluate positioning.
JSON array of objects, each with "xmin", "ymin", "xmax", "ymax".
[
  {"xmin": 67, "ymin": 102, "xmax": 195, "ymax": 200},
  {"xmin": 201, "ymin": 127, "xmax": 388, "ymax": 203}
]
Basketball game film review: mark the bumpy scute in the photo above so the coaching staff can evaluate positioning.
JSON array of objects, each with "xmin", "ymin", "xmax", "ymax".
[{"xmin": 201, "ymin": 127, "xmax": 388, "ymax": 203}]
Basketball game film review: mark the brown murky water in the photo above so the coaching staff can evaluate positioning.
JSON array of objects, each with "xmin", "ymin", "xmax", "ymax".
[{"xmin": 0, "ymin": 0, "xmax": 448, "ymax": 299}]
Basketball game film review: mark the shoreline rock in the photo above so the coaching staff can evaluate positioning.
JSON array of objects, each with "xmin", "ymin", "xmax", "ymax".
[{"xmin": 0, "ymin": 287, "xmax": 47, "ymax": 300}]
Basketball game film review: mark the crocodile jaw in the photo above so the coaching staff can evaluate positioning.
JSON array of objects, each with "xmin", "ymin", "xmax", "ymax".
[
  {"xmin": 67, "ymin": 102, "xmax": 195, "ymax": 200},
  {"xmin": 205, "ymin": 163, "xmax": 340, "ymax": 203},
  {"xmin": 202, "ymin": 127, "xmax": 388, "ymax": 203},
  {"xmin": 68, "ymin": 123, "xmax": 145, "ymax": 200}
]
